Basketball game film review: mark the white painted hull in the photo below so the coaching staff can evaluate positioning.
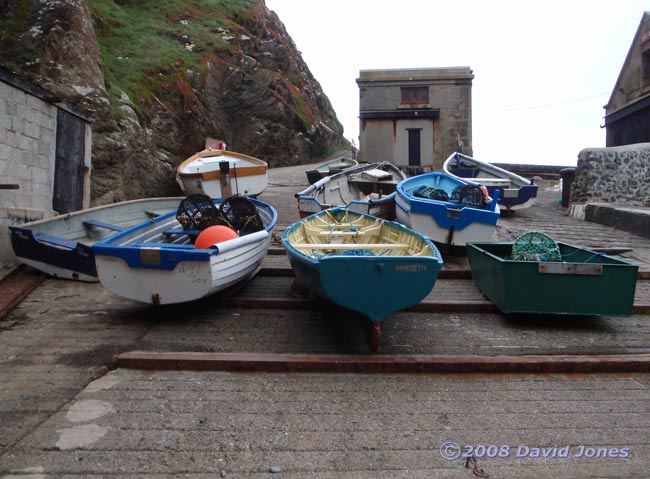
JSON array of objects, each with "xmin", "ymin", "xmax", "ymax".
[
  {"xmin": 9, "ymin": 197, "xmax": 183, "ymax": 282},
  {"xmin": 177, "ymin": 149, "xmax": 268, "ymax": 198},
  {"xmin": 396, "ymin": 206, "xmax": 496, "ymax": 246},
  {"xmin": 95, "ymin": 231, "xmax": 271, "ymax": 304},
  {"xmin": 180, "ymin": 175, "xmax": 268, "ymax": 198}
]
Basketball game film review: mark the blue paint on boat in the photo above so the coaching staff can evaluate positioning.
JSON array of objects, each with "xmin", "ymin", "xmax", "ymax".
[
  {"xmin": 396, "ymin": 172, "xmax": 501, "ymax": 230},
  {"xmin": 92, "ymin": 197, "xmax": 277, "ymax": 271},
  {"xmin": 282, "ymin": 208, "xmax": 443, "ymax": 324}
]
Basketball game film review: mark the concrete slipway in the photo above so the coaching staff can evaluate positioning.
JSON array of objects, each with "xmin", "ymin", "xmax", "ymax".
[{"xmin": 1, "ymin": 162, "xmax": 650, "ymax": 478}]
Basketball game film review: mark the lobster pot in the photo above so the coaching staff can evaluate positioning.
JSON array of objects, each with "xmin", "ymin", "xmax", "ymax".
[{"xmin": 466, "ymin": 241, "xmax": 638, "ymax": 316}]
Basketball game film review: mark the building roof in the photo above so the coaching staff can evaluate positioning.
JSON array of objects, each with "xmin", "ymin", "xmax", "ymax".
[
  {"xmin": 0, "ymin": 65, "xmax": 94, "ymax": 123},
  {"xmin": 604, "ymin": 12, "xmax": 650, "ymax": 119}
]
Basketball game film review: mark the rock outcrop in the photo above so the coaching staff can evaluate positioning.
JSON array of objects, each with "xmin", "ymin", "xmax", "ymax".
[{"xmin": 0, "ymin": 0, "xmax": 345, "ymax": 204}]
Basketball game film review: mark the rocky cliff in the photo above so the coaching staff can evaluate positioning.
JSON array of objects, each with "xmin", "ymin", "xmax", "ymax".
[{"xmin": 0, "ymin": 0, "xmax": 346, "ymax": 204}]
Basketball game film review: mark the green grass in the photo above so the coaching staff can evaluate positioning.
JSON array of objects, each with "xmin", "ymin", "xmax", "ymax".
[
  {"xmin": 0, "ymin": 0, "xmax": 37, "ymax": 70},
  {"xmin": 87, "ymin": 0, "xmax": 257, "ymax": 120}
]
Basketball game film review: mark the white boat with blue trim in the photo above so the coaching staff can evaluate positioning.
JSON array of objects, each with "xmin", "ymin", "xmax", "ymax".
[
  {"xmin": 10, "ymin": 197, "xmax": 183, "ymax": 282},
  {"xmin": 395, "ymin": 172, "xmax": 500, "ymax": 247},
  {"xmin": 92, "ymin": 196, "xmax": 277, "ymax": 304},
  {"xmin": 443, "ymin": 152, "xmax": 538, "ymax": 213}
]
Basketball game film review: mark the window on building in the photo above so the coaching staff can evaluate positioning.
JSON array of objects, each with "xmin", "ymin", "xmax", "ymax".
[
  {"xmin": 643, "ymin": 49, "xmax": 650, "ymax": 86},
  {"xmin": 400, "ymin": 87, "xmax": 428, "ymax": 105}
]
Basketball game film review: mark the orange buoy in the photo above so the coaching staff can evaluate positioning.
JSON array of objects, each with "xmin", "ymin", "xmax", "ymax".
[{"xmin": 194, "ymin": 225, "xmax": 239, "ymax": 249}]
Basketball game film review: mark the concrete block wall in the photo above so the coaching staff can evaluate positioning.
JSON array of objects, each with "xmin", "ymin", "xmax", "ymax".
[
  {"xmin": 571, "ymin": 143, "xmax": 650, "ymax": 206},
  {"xmin": 0, "ymin": 80, "xmax": 58, "ymax": 266}
]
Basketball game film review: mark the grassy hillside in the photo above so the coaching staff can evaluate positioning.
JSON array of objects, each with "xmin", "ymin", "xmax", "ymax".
[{"xmin": 87, "ymin": 0, "xmax": 257, "ymax": 119}]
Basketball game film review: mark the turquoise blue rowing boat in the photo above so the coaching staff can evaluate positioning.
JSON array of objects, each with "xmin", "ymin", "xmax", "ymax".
[{"xmin": 282, "ymin": 207, "xmax": 443, "ymax": 352}]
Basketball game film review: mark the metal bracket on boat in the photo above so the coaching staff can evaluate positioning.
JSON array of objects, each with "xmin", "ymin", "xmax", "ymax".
[
  {"xmin": 219, "ymin": 160, "xmax": 230, "ymax": 185},
  {"xmin": 538, "ymin": 263, "xmax": 603, "ymax": 276}
]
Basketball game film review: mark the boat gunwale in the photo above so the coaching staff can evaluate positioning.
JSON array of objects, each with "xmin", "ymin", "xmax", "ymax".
[{"xmin": 443, "ymin": 152, "xmax": 533, "ymax": 187}]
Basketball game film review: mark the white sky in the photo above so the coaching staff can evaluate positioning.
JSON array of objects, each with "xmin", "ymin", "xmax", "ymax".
[{"xmin": 265, "ymin": 0, "xmax": 648, "ymax": 165}]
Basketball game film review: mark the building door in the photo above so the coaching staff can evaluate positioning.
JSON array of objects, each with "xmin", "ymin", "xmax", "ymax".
[
  {"xmin": 407, "ymin": 128, "xmax": 422, "ymax": 174},
  {"xmin": 53, "ymin": 109, "xmax": 86, "ymax": 213}
]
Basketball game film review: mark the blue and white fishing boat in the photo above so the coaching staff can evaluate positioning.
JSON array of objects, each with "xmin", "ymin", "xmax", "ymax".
[
  {"xmin": 296, "ymin": 162, "xmax": 406, "ymax": 220},
  {"xmin": 395, "ymin": 172, "xmax": 500, "ymax": 247},
  {"xmin": 282, "ymin": 207, "xmax": 443, "ymax": 352},
  {"xmin": 443, "ymin": 152, "xmax": 538, "ymax": 213},
  {"xmin": 10, "ymin": 197, "xmax": 183, "ymax": 282},
  {"xmin": 93, "ymin": 196, "xmax": 277, "ymax": 304}
]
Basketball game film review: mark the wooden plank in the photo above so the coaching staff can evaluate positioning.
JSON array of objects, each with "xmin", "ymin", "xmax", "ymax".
[
  {"xmin": 291, "ymin": 243, "xmax": 409, "ymax": 249},
  {"xmin": 115, "ymin": 351, "xmax": 650, "ymax": 374}
]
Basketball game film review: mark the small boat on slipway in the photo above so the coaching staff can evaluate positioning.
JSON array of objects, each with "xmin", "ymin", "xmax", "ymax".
[
  {"xmin": 305, "ymin": 156, "xmax": 359, "ymax": 184},
  {"xmin": 9, "ymin": 197, "xmax": 183, "ymax": 282},
  {"xmin": 466, "ymin": 231, "xmax": 638, "ymax": 316},
  {"xmin": 282, "ymin": 207, "xmax": 443, "ymax": 352},
  {"xmin": 176, "ymin": 143, "xmax": 268, "ymax": 199},
  {"xmin": 296, "ymin": 162, "xmax": 407, "ymax": 220},
  {"xmin": 93, "ymin": 195, "xmax": 277, "ymax": 304},
  {"xmin": 395, "ymin": 172, "xmax": 500, "ymax": 247},
  {"xmin": 443, "ymin": 152, "xmax": 538, "ymax": 213}
]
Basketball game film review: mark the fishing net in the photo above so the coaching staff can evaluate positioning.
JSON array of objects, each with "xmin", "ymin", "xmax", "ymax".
[
  {"xmin": 450, "ymin": 185, "xmax": 487, "ymax": 206},
  {"xmin": 219, "ymin": 195, "xmax": 264, "ymax": 235},
  {"xmin": 176, "ymin": 194, "xmax": 221, "ymax": 231},
  {"xmin": 511, "ymin": 231, "xmax": 561, "ymax": 262},
  {"xmin": 413, "ymin": 186, "xmax": 450, "ymax": 201},
  {"xmin": 176, "ymin": 194, "xmax": 264, "ymax": 235}
]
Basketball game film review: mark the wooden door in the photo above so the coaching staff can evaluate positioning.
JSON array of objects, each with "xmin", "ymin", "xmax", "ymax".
[{"xmin": 53, "ymin": 109, "xmax": 85, "ymax": 213}]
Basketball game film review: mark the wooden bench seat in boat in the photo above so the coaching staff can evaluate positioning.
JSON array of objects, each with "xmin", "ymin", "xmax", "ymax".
[
  {"xmin": 291, "ymin": 243, "xmax": 410, "ymax": 250},
  {"xmin": 34, "ymin": 233, "xmax": 77, "ymax": 249},
  {"xmin": 82, "ymin": 220, "xmax": 125, "ymax": 232}
]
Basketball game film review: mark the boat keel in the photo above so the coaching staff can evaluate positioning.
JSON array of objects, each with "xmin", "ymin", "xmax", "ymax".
[{"xmin": 368, "ymin": 320, "xmax": 382, "ymax": 354}]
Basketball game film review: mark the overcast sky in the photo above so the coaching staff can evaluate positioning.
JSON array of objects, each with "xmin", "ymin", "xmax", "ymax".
[{"xmin": 265, "ymin": 0, "xmax": 648, "ymax": 165}]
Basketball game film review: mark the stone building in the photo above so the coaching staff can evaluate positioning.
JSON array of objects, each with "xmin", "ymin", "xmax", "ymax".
[
  {"xmin": 604, "ymin": 11, "xmax": 650, "ymax": 146},
  {"xmin": 356, "ymin": 67, "xmax": 473, "ymax": 174},
  {"xmin": 0, "ymin": 67, "xmax": 92, "ymax": 266}
]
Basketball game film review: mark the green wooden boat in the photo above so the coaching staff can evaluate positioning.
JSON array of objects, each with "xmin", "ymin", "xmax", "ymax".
[
  {"xmin": 282, "ymin": 207, "xmax": 443, "ymax": 352},
  {"xmin": 467, "ymin": 237, "xmax": 638, "ymax": 316}
]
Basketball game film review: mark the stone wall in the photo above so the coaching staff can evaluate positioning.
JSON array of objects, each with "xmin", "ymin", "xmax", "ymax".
[
  {"xmin": 0, "ymin": 77, "xmax": 93, "ymax": 266},
  {"xmin": 570, "ymin": 143, "xmax": 650, "ymax": 206},
  {"xmin": 0, "ymin": 79, "xmax": 59, "ymax": 266}
]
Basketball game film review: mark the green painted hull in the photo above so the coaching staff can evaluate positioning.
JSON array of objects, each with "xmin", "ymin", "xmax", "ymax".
[{"xmin": 467, "ymin": 241, "xmax": 638, "ymax": 316}]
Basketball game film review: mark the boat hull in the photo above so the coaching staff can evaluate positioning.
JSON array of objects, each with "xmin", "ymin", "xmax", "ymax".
[
  {"xmin": 282, "ymin": 208, "xmax": 443, "ymax": 324},
  {"xmin": 395, "ymin": 172, "xmax": 500, "ymax": 246},
  {"xmin": 296, "ymin": 162, "xmax": 406, "ymax": 220},
  {"xmin": 93, "ymin": 197, "xmax": 277, "ymax": 304},
  {"xmin": 9, "ymin": 198, "xmax": 183, "ymax": 282},
  {"xmin": 467, "ymin": 241, "xmax": 638, "ymax": 316},
  {"xmin": 95, "ymin": 230, "xmax": 271, "ymax": 304},
  {"xmin": 305, "ymin": 157, "xmax": 359, "ymax": 184},
  {"xmin": 177, "ymin": 149, "xmax": 268, "ymax": 198}
]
